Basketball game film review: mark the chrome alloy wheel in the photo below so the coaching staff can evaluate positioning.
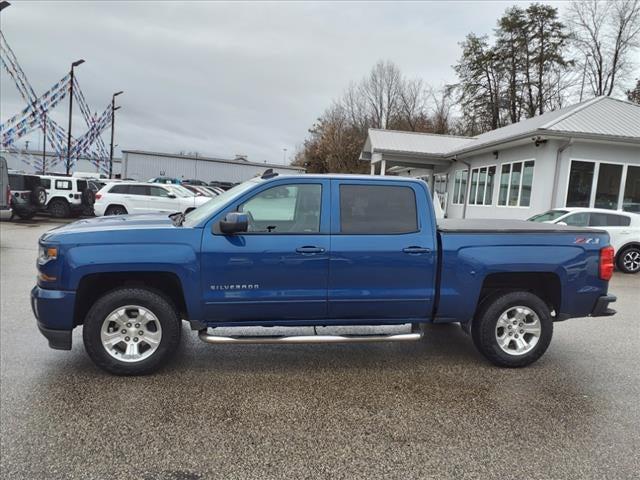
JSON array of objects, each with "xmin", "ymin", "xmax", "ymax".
[
  {"xmin": 100, "ymin": 306, "xmax": 162, "ymax": 363},
  {"xmin": 623, "ymin": 250, "xmax": 640, "ymax": 272},
  {"xmin": 495, "ymin": 306, "xmax": 541, "ymax": 356}
]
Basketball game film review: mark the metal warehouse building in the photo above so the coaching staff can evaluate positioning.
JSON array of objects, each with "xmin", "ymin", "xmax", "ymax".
[{"xmin": 122, "ymin": 150, "xmax": 304, "ymax": 183}]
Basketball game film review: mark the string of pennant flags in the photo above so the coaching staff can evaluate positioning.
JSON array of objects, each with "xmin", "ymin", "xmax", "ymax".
[{"xmin": 0, "ymin": 29, "xmax": 114, "ymax": 174}]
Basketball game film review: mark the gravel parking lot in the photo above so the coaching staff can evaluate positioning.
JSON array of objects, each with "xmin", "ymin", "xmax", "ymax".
[{"xmin": 1, "ymin": 219, "xmax": 639, "ymax": 480}]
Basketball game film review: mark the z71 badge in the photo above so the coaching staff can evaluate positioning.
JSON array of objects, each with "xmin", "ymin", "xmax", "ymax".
[{"xmin": 574, "ymin": 237, "xmax": 600, "ymax": 244}]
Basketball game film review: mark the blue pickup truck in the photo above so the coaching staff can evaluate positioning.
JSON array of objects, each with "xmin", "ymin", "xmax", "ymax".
[{"xmin": 32, "ymin": 172, "xmax": 617, "ymax": 375}]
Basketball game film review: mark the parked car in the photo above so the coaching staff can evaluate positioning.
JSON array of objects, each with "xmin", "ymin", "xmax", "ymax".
[
  {"xmin": 32, "ymin": 173, "xmax": 616, "ymax": 375},
  {"xmin": 529, "ymin": 208, "xmax": 640, "ymax": 274},
  {"xmin": 209, "ymin": 180, "xmax": 236, "ymax": 191},
  {"xmin": 94, "ymin": 181, "xmax": 211, "ymax": 216},
  {"xmin": 39, "ymin": 175, "xmax": 96, "ymax": 218},
  {"xmin": 148, "ymin": 177, "xmax": 181, "ymax": 184},
  {"xmin": 181, "ymin": 179, "xmax": 208, "ymax": 186},
  {"xmin": 0, "ymin": 156, "xmax": 11, "ymax": 220},
  {"xmin": 8, "ymin": 172, "xmax": 47, "ymax": 219}
]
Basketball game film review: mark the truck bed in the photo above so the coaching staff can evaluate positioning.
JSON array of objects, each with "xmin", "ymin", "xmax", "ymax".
[{"xmin": 437, "ymin": 218, "xmax": 605, "ymax": 234}]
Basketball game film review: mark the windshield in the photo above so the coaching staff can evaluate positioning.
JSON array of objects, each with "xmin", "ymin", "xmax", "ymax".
[
  {"xmin": 182, "ymin": 178, "xmax": 261, "ymax": 227},
  {"xmin": 528, "ymin": 210, "xmax": 568, "ymax": 222}
]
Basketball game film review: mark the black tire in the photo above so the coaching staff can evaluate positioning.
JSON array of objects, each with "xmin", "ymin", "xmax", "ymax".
[
  {"xmin": 82, "ymin": 288, "xmax": 182, "ymax": 375},
  {"xmin": 48, "ymin": 198, "xmax": 71, "ymax": 218},
  {"xmin": 31, "ymin": 186, "xmax": 47, "ymax": 207},
  {"xmin": 81, "ymin": 188, "xmax": 95, "ymax": 206},
  {"xmin": 15, "ymin": 208, "xmax": 36, "ymax": 220},
  {"xmin": 105, "ymin": 205, "xmax": 128, "ymax": 216},
  {"xmin": 616, "ymin": 246, "xmax": 640, "ymax": 274},
  {"xmin": 471, "ymin": 291, "xmax": 553, "ymax": 368}
]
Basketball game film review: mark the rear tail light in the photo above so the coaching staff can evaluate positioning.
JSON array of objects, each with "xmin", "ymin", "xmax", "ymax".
[
  {"xmin": 599, "ymin": 246, "xmax": 614, "ymax": 281},
  {"xmin": 20, "ymin": 192, "xmax": 29, "ymax": 199},
  {"xmin": 74, "ymin": 193, "xmax": 81, "ymax": 199},
  {"xmin": 95, "ymin": 193, "xmax": 102, "ymax": 200}
]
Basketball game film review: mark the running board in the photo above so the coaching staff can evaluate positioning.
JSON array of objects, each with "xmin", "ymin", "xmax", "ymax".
[{"xmin": 198, "ymin": 325, "xmax": 424, "ymax": 345}]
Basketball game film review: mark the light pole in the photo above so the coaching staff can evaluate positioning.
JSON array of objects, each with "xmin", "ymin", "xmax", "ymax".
[
  {"xmin": 42, "ymin": 112, "xmax": 47, "ymax": 174},
  {"xmin": 109, "ymin": 91, "xmax": 123, "ymax": 179},
  {"xmin": 579, "ymin": 53, "xmax": 592, "ymax": 102},
  {"xmin": 65, "ymin": 59, "xmax": 85, "ymax": 174}
]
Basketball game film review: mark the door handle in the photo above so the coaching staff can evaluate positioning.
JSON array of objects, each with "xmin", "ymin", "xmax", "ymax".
[
  {"xmin": 403, "ymin": 246, "xmax": 431, "ymax": 254},
  {"xmin": 296, "ymin": 246, "xmax": 325, "ymax": 254}
]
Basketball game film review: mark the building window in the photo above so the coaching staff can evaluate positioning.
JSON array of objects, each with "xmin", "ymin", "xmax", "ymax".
[
  {"xmin": 497, "ymin": 160, "xmax": 535, "ymax": 207},
  {"xmin": 566, "ymin": 161, "xmax": 595, "ymax": 207},
  {"xmin": 594, "ymin": 163, "xmax": 623, "ymax": 210},
  {"xmin": 566, "ymin": 160, "xmax": 627, "ymax": 210},
  {"xmin": 623, "ymin": 166, "xmax": 640, "ymax": 213},
  {"xmin": 452, "ymin": 169, "xmax": 468, "ymax": 205},
  {"xmin": 468, "ymin": 166, "xmax": 496, "ymax": 205}
]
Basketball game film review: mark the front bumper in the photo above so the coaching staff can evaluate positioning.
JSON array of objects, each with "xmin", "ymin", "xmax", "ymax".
[
  {"xmin": 591, "ymin": 294, "xmax": 617, "ymax": 317},
  {"xmin": 37, "ymin": 321, "xmax": 72, "ymax": 350},
  {"xmin": 31, "ymin": 286, "xmax": 75, "ymax": 350}
]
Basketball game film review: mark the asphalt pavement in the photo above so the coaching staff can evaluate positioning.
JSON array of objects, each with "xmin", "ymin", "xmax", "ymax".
[{"xmin": 1, "ymin": 219, "xmax": 639, "ymax": 480}]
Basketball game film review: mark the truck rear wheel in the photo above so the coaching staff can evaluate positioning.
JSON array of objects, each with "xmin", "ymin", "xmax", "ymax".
[
  {"xmin": 82, "ymin": 288, "xmax": 182, "ymax": 375},
  {"xmin": 471, "ymin": 291, "xmax": 553, "ymax": 368}
]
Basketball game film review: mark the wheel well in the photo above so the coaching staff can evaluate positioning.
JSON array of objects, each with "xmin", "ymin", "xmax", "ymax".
[
  {"xmin": 106, "ymin": 204, "xmax": 127, "ymax": 212},
  {"xmin": 616, "ymin": 242, "xmax": 640, "ymax": 258},
  {"xmin": 48, "ymin": 196, "xmax": 68, "ymax": 205},
  {"xmin": 74, "ymin": 272, "xmax": 188, "ymax": 326},
  {"xmin": 477, "ymin": 272, "xmax": 561, "ymax": 316}
]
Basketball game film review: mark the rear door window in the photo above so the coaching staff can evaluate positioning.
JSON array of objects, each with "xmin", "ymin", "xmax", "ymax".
[
  {"xmin": 149, "ymin": 186, "xmax": 171, "ymax": 197},
  {"xmin": 9, "ymin": 174, "xmax": 26, "ymax": 190},
  {"xmin": 339, "ymin": 184, "xmax": 417, "ymax": 234}
]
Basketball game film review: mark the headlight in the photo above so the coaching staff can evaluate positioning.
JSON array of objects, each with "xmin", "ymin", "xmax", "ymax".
[{"xmin": 38, "ymin": 245, "xmax": 58, "ymax": 264}]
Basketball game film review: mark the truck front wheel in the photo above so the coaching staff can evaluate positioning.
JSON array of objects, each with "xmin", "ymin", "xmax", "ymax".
[
  {"xmin": 82, "ymin": 288, "xmax": 182, "ymax": 375},
  {"xmin": 471, "ymin": 291, "xmax": 553, "ymax": 368}
]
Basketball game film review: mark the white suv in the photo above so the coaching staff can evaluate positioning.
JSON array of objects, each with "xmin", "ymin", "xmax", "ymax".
[
  {"xmin": 94, "ymin": 182, "xmax": 211, "ymax": 216},
  {"xmin": 529, "ymin": 208, "xmax": 640, "ymax": 274},
  {"xmin": 39, "ymin": 175, "xmax": 96, "ymax": 218}
]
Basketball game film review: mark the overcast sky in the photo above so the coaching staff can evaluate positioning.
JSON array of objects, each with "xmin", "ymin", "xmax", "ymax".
[{"xmin": 2, "ymin": 0, "xmax": 574, "ymax": 165}]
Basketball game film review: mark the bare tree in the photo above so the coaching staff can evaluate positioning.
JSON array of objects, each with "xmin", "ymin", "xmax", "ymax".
[
  {"xmin": 431, "ymin": 88, "xmax": 455, "ymax": 135},
  {"xmin": 360, "ymin": 60, "xmax": 403, "ymax": 129},
  {"xmin": 398, "ymin": 78, "xmax": 429, "ymax": 131},
  {"xmin": 568, "ymin": 0, "xmax": 640, "ymax": 97}
]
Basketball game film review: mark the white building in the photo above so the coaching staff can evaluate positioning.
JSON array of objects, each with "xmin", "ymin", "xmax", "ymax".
[
  {"xmin": 122, "ymin": 150, "xmax": 304, "ymax": 183},
  {"xmin": 360, "ymin": 97, "xmax": 640, "ymax": 219}
]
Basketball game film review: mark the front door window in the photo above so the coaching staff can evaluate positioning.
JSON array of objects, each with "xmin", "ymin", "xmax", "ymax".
[{"xmin": 240, "ymin": 184, "xmax": 322, "ymax": 233}]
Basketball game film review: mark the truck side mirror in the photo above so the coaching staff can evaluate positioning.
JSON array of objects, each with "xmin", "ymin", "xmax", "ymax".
[{"xmin": 219, "ymin": 212, "xmax": 248, "ymax": 234}]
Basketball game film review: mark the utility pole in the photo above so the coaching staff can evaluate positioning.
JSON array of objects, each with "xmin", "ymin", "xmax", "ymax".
[
  {"xmin": 42, "ymin": 113, "xmax": 47, "ymax": 174},
  {"xmin": 66, "ymin": 59, "xmax": 85, "ymax": 175},
  {"xmin": 109, "ymin": 91, "xmax": 123, "ymax": 179}
]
